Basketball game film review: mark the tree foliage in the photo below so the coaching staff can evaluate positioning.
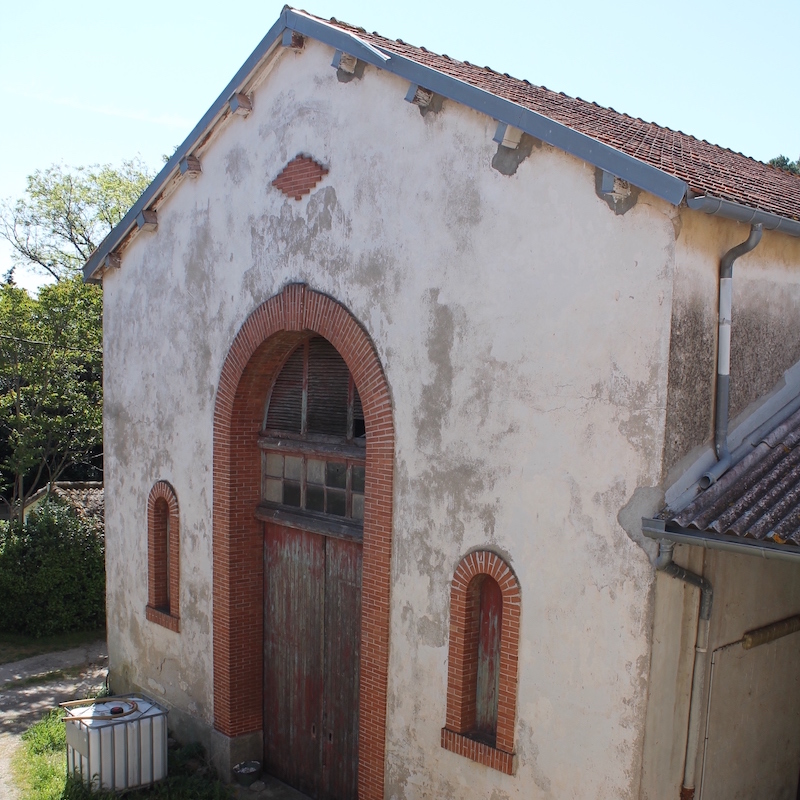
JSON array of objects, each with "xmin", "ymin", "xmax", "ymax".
[
  {"xmin": 768, "ymin": 154, "xmax": 800, "ymax": 175},
  {"xmin": 0, "ymin": 159, "xmax": 153, "ymax": 517},
  {"xmin": 1, "ymin": 159, "xmax": 152, "ymax": 281},
  {"xmin": 0, "ymin": 277, "xmax": 103, "ymax": 519}
]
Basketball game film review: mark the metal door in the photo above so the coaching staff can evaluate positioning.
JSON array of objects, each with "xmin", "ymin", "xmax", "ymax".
[{"xmin": 264, "ymin": 523, "xmax": 361, "ymax": 800}]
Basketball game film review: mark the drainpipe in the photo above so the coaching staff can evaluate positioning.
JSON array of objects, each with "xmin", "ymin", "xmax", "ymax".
[
  {"xmin": 655, "ymin": 540, "xmax": 713, "ymax": 800},
  {"xmin": 700, "ymin": 224, "xmax": 763, "ymax": 488}
]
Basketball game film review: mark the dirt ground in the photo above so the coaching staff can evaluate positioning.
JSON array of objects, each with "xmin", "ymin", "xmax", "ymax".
[
  {"xmin": 0, "ymin": 641, "xmax": 311, "ymax": 800},
  {"xmin": 0, "ymin": 640, "xmax": 108, "ymax": 800}
]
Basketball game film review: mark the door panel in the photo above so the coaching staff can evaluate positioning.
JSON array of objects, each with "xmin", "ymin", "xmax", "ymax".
[
  {"xmin": 323, "ymin": 537, "xmax": 362, "ymax": 800},
  {"xmin": 264, "ymin": 524, "xmax": 362, "ymax": 800},
  {"xmin": 264, "ymin": 524, "xmax": 325, "ymax": 798}
]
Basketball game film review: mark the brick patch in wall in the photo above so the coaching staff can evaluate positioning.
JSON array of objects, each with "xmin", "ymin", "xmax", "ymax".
[
  {"xmin": 212, "ymin": 283, "xmax": 394, "ymax": 800},
  {"xmin": 442, "ymin": 549, "xmax": 520, "ymax": 773},
  {"xmin": 272, "ymin": 155, "xmax": 329, "ymax": 200}
]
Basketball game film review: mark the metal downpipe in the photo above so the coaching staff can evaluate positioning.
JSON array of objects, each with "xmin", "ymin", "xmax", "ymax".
[
  {"xmin": 655, "ymin": 540, "xmax": 713, "ymax": 800},
  {"xmin": 700, "ymin": 224, "xmax": 762, "ymax": 488}
]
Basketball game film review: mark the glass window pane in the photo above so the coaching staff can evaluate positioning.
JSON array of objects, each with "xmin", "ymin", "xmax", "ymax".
[
  {"xmin": 352, "ymin": 493, "xmax": 364, "ymax": 520},
  {"xmin": 307, "ymin": 484, "xmax": 324, "ymax": 512},
  {"xmin": 327, "ymin": 488, "xmax": 346, "ymax": 517},
  {"xmin": 326, "ymin": 461, "xmax": 346, "ymax": 489},
  {"xmin": 283, "ymin": 481, "xmax": 301, "ymax": 507},
  {"xmin": 265, "ymin": 453, "xmax": 284, "ymax": 478},
  {"xmin": 285, "ymin": 456, "xmax": 303, "ymax": 481},
  {"xmin": 307, "ymin": 458, "xmax": 325, "ymax": 485},
  {"xmin": 265, "ymin": 478, "xmax": 282, "ymax": 503},
  {"xmin": 352, "ymin": 465, "xmax": 365, "ymax": 493}
]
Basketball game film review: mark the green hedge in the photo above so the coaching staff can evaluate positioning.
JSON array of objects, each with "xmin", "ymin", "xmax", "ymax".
[{"xmin": 0, "ymin": 500, "xmax": 105, "ymax": 637}]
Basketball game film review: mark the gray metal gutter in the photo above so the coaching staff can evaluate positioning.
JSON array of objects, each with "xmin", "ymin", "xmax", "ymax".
[
  {"xmin": 642, "ymin": 517, "xmax": 800, "ymax": 564},
  {"xmin": 83, "ymin": 6, "xmax": 800, "ymax": 280},
  {"xmin": 687, "ymin": 193, "xmax": 800, "ymax": 237}
]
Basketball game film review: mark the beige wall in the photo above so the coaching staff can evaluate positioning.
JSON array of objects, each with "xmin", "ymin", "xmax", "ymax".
[
  {"xmin": 642, "ymin": 210, "xmax": 800, "ymax": 798},
  {"xmin": 662, "ymin": 211, "xmax": 800, "ymax": 479}
]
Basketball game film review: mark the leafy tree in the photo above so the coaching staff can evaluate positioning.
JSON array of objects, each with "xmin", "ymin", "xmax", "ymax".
[
  {"xmin": 0, "ymin": 276, "xmax": 102, "ymax": 523},
  {"xmin": 0, "ymin": 159, "xmax": 152, "ymax": 520},
  {"xmin": 769, "ymin": 154, "xmax": 800, "ymax": 175},
  {"xmin": 1, "ymin": 158, "xmax": 152, "ymax": 281}
]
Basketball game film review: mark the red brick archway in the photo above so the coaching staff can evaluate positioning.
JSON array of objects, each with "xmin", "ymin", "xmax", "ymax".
[{"xmin": 212, "ymin": 284, "xmax": 394, "ymax": 799}]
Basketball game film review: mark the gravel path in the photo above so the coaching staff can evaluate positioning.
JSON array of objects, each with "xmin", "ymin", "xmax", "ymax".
[{"xmin": 0, "ymin": 639, "xmax": 107, "ymax": 799}]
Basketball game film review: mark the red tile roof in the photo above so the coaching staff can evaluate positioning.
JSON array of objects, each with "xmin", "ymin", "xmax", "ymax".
[{"xmin": 319, "ymin": 13, "xmax": 800, "ymax": 222}]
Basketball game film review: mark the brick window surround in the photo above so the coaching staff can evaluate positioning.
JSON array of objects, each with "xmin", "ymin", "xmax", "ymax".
[
  {"xmin": 442, "ymin": 550, "xmax": 521, "ymax": 775},
  {"xmin": 212, "ymin": 284, "xmax": 394, "ymax": 800},
  {"xmin": 146, "ymin": 481, "xmax": 180, "ymax": 632}
]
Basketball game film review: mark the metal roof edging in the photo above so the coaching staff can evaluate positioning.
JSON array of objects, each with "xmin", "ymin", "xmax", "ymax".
[
  {"xmin": 83, "ymin": 10, "xmax": 293, "ymax": 280},
  {"xmin": 287, "ymin": 8, "xmax": 688, "ymax": 207},
  {"xmin": 84, "ymin": 7, "xmax": 692, "ymax": 281},
  {"xmin": 687, "ymin": 193, "xmax": 800, "ymax": 238},
  {"xmin": 83, "ymin": 8, "xmax": 800, "ymax": 280},
  {"xmin": 642, "ymin": 517, "xmax": 800, "ymax": 564}
]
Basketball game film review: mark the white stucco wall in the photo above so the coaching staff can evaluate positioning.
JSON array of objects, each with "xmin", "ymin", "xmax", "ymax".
[{"xmin": 102, "ymin": 38, "xmax": 687, "ymax": 798}]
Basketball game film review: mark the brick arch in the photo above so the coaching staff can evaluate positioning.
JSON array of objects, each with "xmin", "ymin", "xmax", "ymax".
[
  {"xmin": 212, "ymin": 283, "xmax": 394, "ymax": 800},
  {"xmin": 146, "ymin": 480, "xmax": 180, "ymax": 631},
  {"xmin": 442, "ymin": 549, "xmax": 521, "ymax": 775}
]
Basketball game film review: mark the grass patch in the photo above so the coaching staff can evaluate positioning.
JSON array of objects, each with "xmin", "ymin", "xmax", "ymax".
[
  {"xmin": 12, "ymin": 708, "xmax": 67, "ymax": 800},
  {"xmin": 0, "ymin": 629, "xmax": 105, "ymax": 666},
  {"xmin": 13, "ymin": 709, "xmax": 235, "ymax": 800}
]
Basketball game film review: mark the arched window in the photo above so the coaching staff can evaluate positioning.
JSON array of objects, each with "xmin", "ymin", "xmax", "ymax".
[
  {"xmin": 146, "ymin": 481, "xmax": 180, "ymax": 631},
  {"xmin": 256, "ymin": 336, "xmax": 365, "ymax": 537},
  {"xmin": 442, "ymin": 550, "xmax": 520, "ymax": 774}
]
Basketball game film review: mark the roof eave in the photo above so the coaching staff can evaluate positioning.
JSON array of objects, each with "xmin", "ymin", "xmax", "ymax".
[
  {"xmin": 83, "ymin": 8, "xmax": 800, "ymax": 281},
  {"xmin": 687, "ymin": 192, "xmax": 800, "ymax": 238},
  {"xmin": 84, "ymin": 9, "xmax": 691, "ymax": 281},
  {"xmin": 642, "ymin": 517, "xmax": 800, "ymax": 564}
]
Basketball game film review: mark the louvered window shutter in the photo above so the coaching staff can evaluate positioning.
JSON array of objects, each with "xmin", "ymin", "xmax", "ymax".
[
  {"xmin": 266, "ymin": 345, "xmax": 305, "ymax": 433},
  {"xmin": 307, "ymin": 337, "xmax": 349, "ymax": 436}
]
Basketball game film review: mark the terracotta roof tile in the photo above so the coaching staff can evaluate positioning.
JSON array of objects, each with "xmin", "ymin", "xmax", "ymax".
[{"xmin": 319, "ymin": 13, "xmax": 800, "ymax": 222}]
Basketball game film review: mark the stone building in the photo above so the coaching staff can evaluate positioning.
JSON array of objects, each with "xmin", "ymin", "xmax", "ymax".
[{"xmin": 83, "ymin": 9, "xmax": 800, "ymax": 799}]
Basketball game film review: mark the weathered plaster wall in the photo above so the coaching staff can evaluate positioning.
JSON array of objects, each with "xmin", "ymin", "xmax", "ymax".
[
  {"xmin": 103, "ymin": 39, "xmax": 681, "ymax": 797},
  {"xmin": 662, "ymin": 212, "xmax": 800, "ymax": 478}
]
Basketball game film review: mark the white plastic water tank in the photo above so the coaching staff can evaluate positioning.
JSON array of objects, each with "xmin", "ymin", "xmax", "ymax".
[{"xmin": 63, "ymin": 695, "xmax": 168, "ymax": 791}]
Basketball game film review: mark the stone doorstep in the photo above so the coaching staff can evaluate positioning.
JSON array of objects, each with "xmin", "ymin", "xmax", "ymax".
[{"xmin": 232, "ymin": 773, "xmax": 312, "ymax": 800}]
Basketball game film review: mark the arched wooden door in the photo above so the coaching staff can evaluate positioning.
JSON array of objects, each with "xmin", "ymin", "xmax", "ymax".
[{"xmin": 259, "ymin": 336, "xmax": 365, "ymax": 799}]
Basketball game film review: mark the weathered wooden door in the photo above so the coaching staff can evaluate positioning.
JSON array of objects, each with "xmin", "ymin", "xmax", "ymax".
[{"xmin": 264, "ymin": 523, "xmax": 361, "ymax": 800}]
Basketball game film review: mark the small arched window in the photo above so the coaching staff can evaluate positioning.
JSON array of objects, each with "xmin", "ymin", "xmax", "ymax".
[
  {"xmin": 442, "ymin": 550, "xmax": 520, "ymax": 774},
  {"xmin": 257, "ymin": 336, "xmax": 365, "ymax": 538},
  {"xmin": 146, "ymin": 481, "xmax": 180, "ymax": 632}
]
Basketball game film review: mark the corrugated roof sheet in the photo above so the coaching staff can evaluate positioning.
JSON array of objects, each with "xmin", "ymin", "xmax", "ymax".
[
  {"xmin": 669, "ymin": 408, "xmax": 800, "ymax": 547},
  {"xmin": 319, "ymin": 13, "xmax": 800, "ymax": 222}
]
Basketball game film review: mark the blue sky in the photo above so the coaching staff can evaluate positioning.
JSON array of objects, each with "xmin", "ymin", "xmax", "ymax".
[{"xmin": 2, "ymin": 0, "xmax": 797, "ymax": 289}]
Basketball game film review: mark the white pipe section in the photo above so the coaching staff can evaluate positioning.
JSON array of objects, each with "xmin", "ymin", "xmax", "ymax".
[
  {"xmin": 683, "ymin": 616, "xmax": 710, "ymax": 794},
  {"xmin": 717, "ymin": 277, "xmax": 732, "ymax": 377}
]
